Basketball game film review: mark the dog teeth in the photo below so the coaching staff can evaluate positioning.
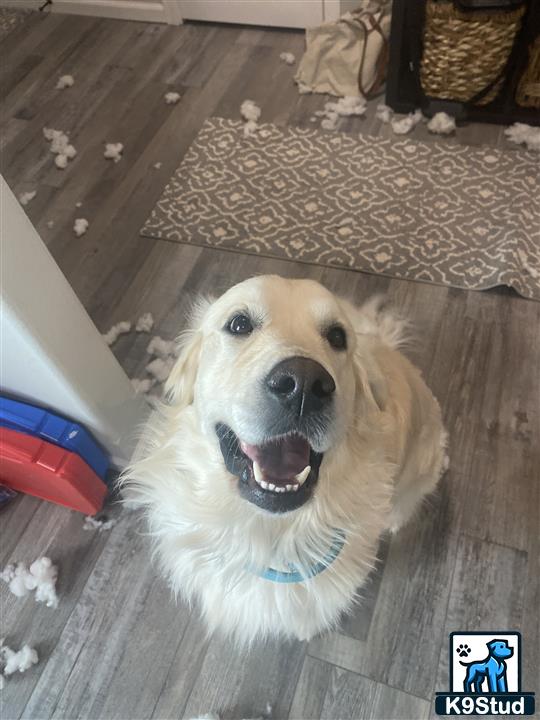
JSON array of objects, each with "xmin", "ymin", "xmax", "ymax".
[
  {"xmin": 253, "ymin": 461, "xmax": 264, "ymax": 486},
  {"xmin": 295, "ymin": 466, "xmax": 311, "ymax": 486},
  {"xmin": 253, "ymin": 462, "xmax": 304, "ymax": 494}
]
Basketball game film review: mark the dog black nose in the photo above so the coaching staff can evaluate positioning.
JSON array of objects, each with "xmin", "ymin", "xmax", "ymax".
[{"xmin": 265, "ymin": 356, "xmax": 335, "ymax": 415}]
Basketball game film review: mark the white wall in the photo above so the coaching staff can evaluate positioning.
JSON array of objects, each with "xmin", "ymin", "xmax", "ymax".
[{"xmin": 0, "ymin": 176, "xmax": 148, "ymax": 467}]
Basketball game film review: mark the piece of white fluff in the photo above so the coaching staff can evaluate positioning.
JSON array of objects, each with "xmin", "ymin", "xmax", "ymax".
[
  {"xmin": 240, "ymin": 100, "xmax": 261, "ymax": 123},
  {"xmin": 25, "ymin": 557, "xmax": 59, "ymax": 608},
  {"xmin": 391, "ymin": 109, "xmax": 423, "ymax": 135},
  {"xmin": 0, "ymin": 557, "xmax": 58, "ymax": 608},
  {"xmin": 240, "ymin": 100, "xmax": 261, "ymax": 137},
  {"xmin": 102, "ymin": 321, "xmax": 131, "ymax": 346},
  {"xmin": 1, "ymin": 641, "xmax": 39, "ymax": 676},
  {"xmin": 131, "ymin": 378, "xmax": 155, "ymax": 395},
  {"xmin": 19, "ymin": 191, "xmax": 36, "ymax": 206},
  {"xmin": 55, "ymin": 74, "xmax": 74, "ymax": 89},
  {"xmin": 104, "ymin": 142, "xmax": 123, "ymax": 162},
  {"xmin": 319, "ymin": 96, "xmax": 366, "ymax": 130},
  {"xmin": 43, "ymin": 127, "xmax": 77, "ymax": 169},
  {"xmin": 83, "ymin": 515, "xmax": 116, "ymax": 532},
  {"xmin": 279, "ymin": 52, "xmax": 295, "ymax": 65},
  {"xmin": 146, "ymin": 357, "xmax": 175, "ymax": 384},
  {"xmin": 164, "ymin": 91, "xmax": 181, "ymax": 105},
  {"xmin": 153, "ymin": 162, "xmax": 162, "ymax": 169},
  {"xmin": 147, "ymin": 335, "xmax": 176, "ymax": 359},
  {"xmin": 73, "ymin": 218, "xmax": 88, "ymax": 237},
  {"xmin": 427, "ymin": 112, "xmax": 456, "ymax": 135},
  {"xmin": 376, "ymin": 103, "xmax": 393, "ymax": 123},
  {"xmin": 505, "ymin": 123, "xmax": 540, "ymax": 152},
  {"xmin": 135, "ymin": 312, "xmax": 154, "ymax": 333}
]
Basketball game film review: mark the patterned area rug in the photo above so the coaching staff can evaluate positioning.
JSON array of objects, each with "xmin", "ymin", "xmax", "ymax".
[{"xmin": 141, "ymin": 118, "xmax": 540, "ymax": 300}]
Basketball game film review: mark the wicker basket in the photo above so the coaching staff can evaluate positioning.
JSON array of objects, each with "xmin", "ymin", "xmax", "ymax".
[
  {"xmin": 516, "ymin": 36, "xmax": 540, "ymax": 108},
  {"xmin": 420, "ymin": 1, "xmax": 525, "ymax": 105}
]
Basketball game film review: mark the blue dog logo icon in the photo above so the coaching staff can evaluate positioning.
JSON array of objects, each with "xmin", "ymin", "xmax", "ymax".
[
  {"xmin": 459, "ymin": 639, "xmax": 513, "ymax": 693},
  {"xmin": 435, "ymin": 631, "xmax": 535, "ymax": 715}
]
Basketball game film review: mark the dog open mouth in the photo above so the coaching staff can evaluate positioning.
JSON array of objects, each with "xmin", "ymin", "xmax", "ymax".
[{"xmin": 215, "ymin": 423, "xmax": 323, "ymax": 513}]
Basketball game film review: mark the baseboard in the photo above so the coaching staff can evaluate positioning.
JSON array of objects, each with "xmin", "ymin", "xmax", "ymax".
[
  {"xmin": 0, "ymin": 1, "xmax": 42, "ymax": 9},
  {"xmin": 43, "ymin": 0, "xmax": 182, "ymax": 25}
]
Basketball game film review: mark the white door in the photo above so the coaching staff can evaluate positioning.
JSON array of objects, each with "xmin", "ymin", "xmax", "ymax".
[{"xmin": 177, "ymin": 0, "xmax": 325, "ymax": 28}]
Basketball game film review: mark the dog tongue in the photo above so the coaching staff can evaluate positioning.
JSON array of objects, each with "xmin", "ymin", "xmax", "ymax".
[{"xmin": 241, "ymin": 435, "xmax": 310, "ymax": 479}]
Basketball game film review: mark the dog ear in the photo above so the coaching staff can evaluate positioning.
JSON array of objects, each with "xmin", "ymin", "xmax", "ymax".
[
  {"xmin": 339, "ymin": 296, "xmax": 389, "ymax": 413},
  {"xmin": 164, "ymin": 296, "xmax": 212, "ymax": 406},
  {"xmin": 353, "ymin": 351, "xmax": 388, "ymax": 413},
  {"xmin": 164, "ymin": 330, "xmax": 202, "ymax": 406}
]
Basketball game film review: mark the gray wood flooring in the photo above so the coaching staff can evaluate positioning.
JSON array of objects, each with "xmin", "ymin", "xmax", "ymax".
[{"xmin": 1, "ymin": 11, "xmax": 538, "ymax": 720}]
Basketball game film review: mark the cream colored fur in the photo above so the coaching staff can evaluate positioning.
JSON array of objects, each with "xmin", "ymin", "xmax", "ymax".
[{"xmin": 120, "ymin": 276, "xmax": 447, "ymax": 644}]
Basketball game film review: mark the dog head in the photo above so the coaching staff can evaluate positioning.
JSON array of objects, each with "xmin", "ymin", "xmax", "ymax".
[
  {"xmin": 165, "ymin": 276, "xmax": 386, "ymax": 515},
  {"xmin": 488, "ymin": 640, "xmax": 514, "ymax": 660}
]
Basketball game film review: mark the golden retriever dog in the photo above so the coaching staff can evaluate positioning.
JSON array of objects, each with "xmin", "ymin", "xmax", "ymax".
[{"xmin": 121, "ymin": 276, "xmax": 447, "ymax": 643}]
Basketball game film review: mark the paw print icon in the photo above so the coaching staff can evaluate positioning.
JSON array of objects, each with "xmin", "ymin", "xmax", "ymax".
[{"xmin": 456, "ymin": 644, "xmax": 471, "ymax": 658}]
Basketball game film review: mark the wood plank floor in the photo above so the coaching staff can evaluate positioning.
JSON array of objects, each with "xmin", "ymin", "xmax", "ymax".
[{"xmin": 1, "ymin": 12, "xmax": 538, "ymax": 720}]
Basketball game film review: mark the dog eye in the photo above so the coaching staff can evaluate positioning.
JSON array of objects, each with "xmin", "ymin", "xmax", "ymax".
[
  {"xmin": 227, "ymin": 314, "xmax": 253, "ymax": 336},
  {"xmin": 326, "ymin": 324, "xmax": 347, "ymax": 350}
]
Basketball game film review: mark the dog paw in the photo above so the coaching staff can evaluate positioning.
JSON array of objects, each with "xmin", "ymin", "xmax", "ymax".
[{"xmin": 457, "ymin": 643, "xmax": 471, "ymax": 657}]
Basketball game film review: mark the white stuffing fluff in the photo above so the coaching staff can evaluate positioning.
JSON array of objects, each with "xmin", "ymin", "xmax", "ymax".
[
  {"xmin": 0, "ymin": 564, "xmax": 32, "ymax": 598},
  {"xmin": 240, "ymin": 100, "xmax": 261, "ymax": 123},
  {"xmin": 131, "ymin": 378, "xmax": 155, "ymax": 395},
  {"xmin": 43, "ymin": 127, "xmax": 77, "ymax": 169},
  {"xmin": 243, "ymin": 120, "xmax": 258, "ymax": 138},
  {"xmin": 73, "ymin": 218, "xmax": 88, "ymax": 237},
  {"xmin": 147, "ymin": 335, "xmax": 176, "ymax": 359},
  {"xmin": 391, "ymin": 109, "xmax": 423, "ymax": 135},
  {"xmin": 55, "ymin": 154, "xmax": 68, "ymax": 169},
  {"xmin": 46, "ymin": 220, "xmax": 55, "ymax": 228},
  {"xmin": 146, "ymin": 357, "xmax": 175, "ymax": 384},
  {"xmin": 0, "ymin": 557, "xmax": 58, "ymax": 609},
  {"xmin": 319, "ymin": 96, "xmax": 366, "ymax": 130},
  {"xmin": 240, "ymin": 100, "xmax": 261, "ymax": 137},
  {"xmin": 25, "ymin": 558, "xmax": 59, "ymax": 608},
  {"xmin": 135, "ymin": 312, "xmax": 154, "ymax": 333},
  {"xmin": 376, "ymin": 103, "xmax": 393, "ymax": 123},
  {"xmin": 19, "ymin": 191, "xmax": 36, "ymax": 206},
  {"xmin": 279, "ymin": 52, "xmax": 295, "ymax": 65},
  {"xmin": 83, "ymin": 515, "xmax": 116, "ymax": 532},
  {"xmin": 75, "ymin": 201, "xmax": 82, "ymax": 208},
  {"xmin": 505, "ymin": 123, "xmax": 540, "ymax": 152},
  {"xmin": 153, "ymin": 162, "xmax": 162, "ymax": 169},
  {"xmin": 102, "ymin": 321, "xmax": 131, "ymax": 346},
  {"xmin": 1, "ymin": 641, "xmax": 38, "ymax": 676},
  {"xmin": 164, "ymin": 91, "xmax": 181, "ymax": 104},
  {"xmin": 104, "ymin": 142, "xmax": 124, "ymax": 162},
  {"xmin": 427, "ymin": 112, "xmax": 456, "ymax": 135},
  {"xmin": 55, "ymin": 74, "xmax": 74, "ymax": 89}
]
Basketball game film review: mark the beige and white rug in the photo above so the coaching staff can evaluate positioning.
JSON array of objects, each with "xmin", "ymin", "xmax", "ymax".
[{"xmin": 141, "ymin": 118, "xmax": 540, "ymax": 301}]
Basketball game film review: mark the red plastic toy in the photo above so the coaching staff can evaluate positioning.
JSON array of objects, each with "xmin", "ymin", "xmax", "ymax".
[{"xmin": 0, "ymin": 427, "xmax": 107, "ymax": 514}]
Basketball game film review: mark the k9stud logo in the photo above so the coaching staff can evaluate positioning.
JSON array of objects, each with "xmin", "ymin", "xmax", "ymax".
[{"xmin": 435, "ymin": 632, "xmax": 535, "ymax": 715}]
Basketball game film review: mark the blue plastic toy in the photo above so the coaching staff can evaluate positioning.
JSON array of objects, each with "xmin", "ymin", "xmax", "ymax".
[{"xmin": 0, "ymin": 395, "xmax": 110, "ymax": 481}]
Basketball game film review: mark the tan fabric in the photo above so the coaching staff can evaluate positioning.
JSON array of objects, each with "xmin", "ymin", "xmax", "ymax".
[{"xmin": 295, "ymin": 4, "xmax": 391, "ymax": 98}]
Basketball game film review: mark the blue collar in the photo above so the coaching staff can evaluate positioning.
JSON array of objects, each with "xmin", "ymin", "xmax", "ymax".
[{"xmin": 248, "ymin": 529, "xmax": 346, "ymax": 584}]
